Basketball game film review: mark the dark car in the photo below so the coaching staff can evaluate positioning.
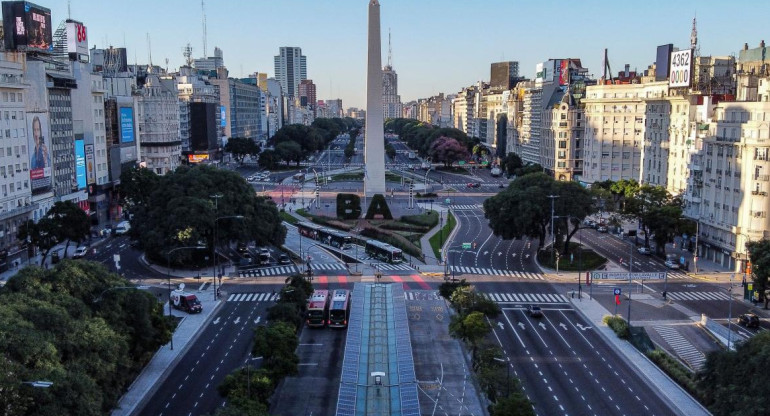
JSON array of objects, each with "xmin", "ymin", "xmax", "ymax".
[
  {"xmin": 279, "ymin": 254, "xmax": 291, "ymax": 264},
  {"xmin": 738, "ymin": 313, "xmax": 760, "ymax": 328},
  {"xmin": 527, "ymin": 305, "xmax": 542, "ymax": 318},
  {"xmin": 466, "ymin": 183, "xmax": 481, "ymax": 188}
]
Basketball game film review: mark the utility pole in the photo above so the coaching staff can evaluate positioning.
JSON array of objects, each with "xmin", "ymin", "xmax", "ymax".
[{"xmin": 547, "ymin": 195, "xmax": 559, "ymax": 265}]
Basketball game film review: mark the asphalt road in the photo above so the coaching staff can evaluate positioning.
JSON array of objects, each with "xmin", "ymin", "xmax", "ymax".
[
  {"xmin": 474, "ymin": 280, "xmax": 675, "ymax": 416},
  {"xmin": 140, "ymin": 288, "xmax": 282, "ymax": 416}
]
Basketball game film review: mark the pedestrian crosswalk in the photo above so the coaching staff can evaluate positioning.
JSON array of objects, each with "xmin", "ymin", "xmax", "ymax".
[
  {"xmin": 308, "ymin": 262, "xmax": 414, "ymax": 271},
  {"xmin": 653, "ymin": 325, "xmax": 706, "ymax": 370},
  {"xmin": 667, "ymin": 291, "xmax": 731, "ymax": 301},
  {"xmin": 449, "ymin": 266, "xmax": 544, "ymax": 280},
  {"xmin": 447, "ymin": 204, "xmax": 483, "ymax": 210},
  {"xmin": 226, "ymin": 292, "xmax": 281, "ymax": 302},
  {"xmin": 484, "ymin": 292, "xmax": 569, "ymax": 304},
  {"xmin": 405, "ymin": 291, "xmax": 442, "ymax": 301},
  {"xmin": 239, "ymin": 265, "xmax": 298, "ymax": 278}
]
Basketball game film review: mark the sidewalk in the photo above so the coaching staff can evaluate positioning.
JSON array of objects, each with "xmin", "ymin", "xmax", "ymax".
[{"xmin": 567, "ymin": 291, "xmax": 711, "ymax": 416}]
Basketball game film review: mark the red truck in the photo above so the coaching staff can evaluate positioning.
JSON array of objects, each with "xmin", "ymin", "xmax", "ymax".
[{"xmin": 170, "ymin": 288, "xmax": 202, "ymax": 314}]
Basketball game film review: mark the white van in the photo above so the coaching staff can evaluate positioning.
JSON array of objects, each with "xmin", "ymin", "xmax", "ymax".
[{"xmin": 115, "ymin": 221, "xmax": 131, "ymax": 235}]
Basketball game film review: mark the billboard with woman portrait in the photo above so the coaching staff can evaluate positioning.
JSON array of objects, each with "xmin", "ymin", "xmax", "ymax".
[{"xmin": 28, "ymin": 113, "xmax": 51, "ymax": 191}]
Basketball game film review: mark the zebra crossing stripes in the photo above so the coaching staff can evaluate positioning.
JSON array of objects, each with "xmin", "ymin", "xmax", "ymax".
[
  {"xmin": 653, "ymin": 325, "xmax": 706, "ymax": 370},
  {"xmin": 404, "ymin": 291, "xmax": 442, "ymax": 301},
  {"xmin": 484, "ymin": 293, "xmax": 569, "ymax": 304},
  {"xmin": 449, "ymin": 266, "xmax": 543, "ymax": 280},
  {"xmin": 227, "ymin": 292, "xmax": 281, "ymax": 302},
  {"xmin": 447, "ymin": 204, "xmax": 483, "ymax": 210},
  {"xmin": 373, "ymin": 263, "xmax": 414, "ymax": 271},
  {"xmin": 309, "ymin": 263, "xmax": 347, "ymax": 271},
  {"xmin": 667, "ymin": 291, "xmax": 731, "ymax": 301},
  {"xmin": 238, "ymin": 265, "xmax": 298, "ymax": 278}
]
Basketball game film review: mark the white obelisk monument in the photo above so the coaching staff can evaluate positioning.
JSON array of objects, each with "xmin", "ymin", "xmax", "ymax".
[{"xmin": 364, "ymin": 0, "xmax": 386, "ymax": 197}]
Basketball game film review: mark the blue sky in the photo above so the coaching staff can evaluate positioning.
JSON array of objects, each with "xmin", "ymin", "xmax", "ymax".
[{"xmin": 52, "ymin": 0, "xmax": 768, "ymax": 108}]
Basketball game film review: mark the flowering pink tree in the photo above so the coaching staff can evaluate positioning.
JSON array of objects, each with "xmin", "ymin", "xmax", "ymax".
[{"xmin": 429, "ymin": 136, "xmax": 471, "ymax": 167}]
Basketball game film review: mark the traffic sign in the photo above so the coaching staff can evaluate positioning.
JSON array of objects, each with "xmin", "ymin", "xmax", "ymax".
[
  {"xmin": 590, "ymin": 271, "xmax": 667, "ymax": 280},
  {"xmin": 462, "ymin": 243, "xmax": 471, "ymax": 249},
  {"xmin": 613, "ymin": 288, "xmax": 621, "ymax": 295},
  {"xmin": 445, "ymin": 198, "xmax": 451, "ymax": 204},
  {"xmin": 458, "ymin": 161, "xmax": 466, "ymax": 166}
]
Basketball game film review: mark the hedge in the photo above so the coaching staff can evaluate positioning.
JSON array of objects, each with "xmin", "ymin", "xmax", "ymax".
[
  {"xmin": 400, "ymin": 211, "xmax": 438, "ymax": 228},
  {"xmin": 646, "ymin": 349, "xmax": 702, "ymax": 400},
  {"xmin": 603, "ymin": 315, "xmax": 629, "ymax": 339}
]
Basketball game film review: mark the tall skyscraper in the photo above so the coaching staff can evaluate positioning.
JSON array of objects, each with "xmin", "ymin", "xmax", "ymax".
[
  {"xmin": 298, "ymin": 79, "xmax": 317, "ymax": 115},
  {"xmin": 382, "ymin": 30, "xmax": 401, "ymax": 119},
  {"xmin": 273, "ymin": 47, "xmax": 307, "ymax": 98},
  {"xmin": 490, "ymin": 61, "xmax": 520, "ymax": 91}
]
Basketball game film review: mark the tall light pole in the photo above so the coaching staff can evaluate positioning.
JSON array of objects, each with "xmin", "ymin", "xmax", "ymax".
[
  {"xmin": 166, "ymin": 245, "xmax": 206, "ymax": 350},
  {"xmin": 727, "ymin": 273, "xmax": 735, "ymax": 350},
  {"xmin": 627, "ymin": 234, "xmax": 634, "ymax": 325},
  {"xmin": 214, "ymin": 215, "xmax": 244, "ymax": 300},
  {"xmin": 547, "ymin": 195, "xmax": 559, "ymax": 265}
]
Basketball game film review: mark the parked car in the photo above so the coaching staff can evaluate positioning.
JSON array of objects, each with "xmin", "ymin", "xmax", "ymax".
[
  {"xmin": 637, "ymin": 247, "xmax": 652, "ymax": 255},
  {"xmin": 597, "ymin": 226, "xmax": 608, "ymax": 233},
  {"xmin": 527, "ymin": 305, "xmax": 543, "ymax": 318},
  {"xmin": 738, "ymin": 313, "xmax": 760, "ymax": 328},
  {"xmin": 664, "ymin": 260, "xmax": 679, "ymax": 269},
  {"xmin": 247, "ymin": 176, "xmax": 258, "ymax": 182},
  {"xmin": 73, "ymin": 246, "xmax": 89, "ymax": 259},
  {"xmin": 237, "ymin": 243, "xmax": 249, "ymax": 253}
]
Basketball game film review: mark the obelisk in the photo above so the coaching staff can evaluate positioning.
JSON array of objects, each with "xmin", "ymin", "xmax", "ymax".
[{"xmin": 364, "ymin": 0, "xmax": 386, "ymax": 197}]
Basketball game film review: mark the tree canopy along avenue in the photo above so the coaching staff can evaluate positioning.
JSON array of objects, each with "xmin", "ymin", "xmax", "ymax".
[
  {"xmin": 0, "ymin": 260, "xmax": 171, "ymax": 416},
  {"xmin": 120, "ymin": 164, "xmax": 285, "ymax": 266}
]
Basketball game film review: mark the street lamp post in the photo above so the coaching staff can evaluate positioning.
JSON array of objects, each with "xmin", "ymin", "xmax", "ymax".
[
  {"xmin": 166, "ymin": 245, "xmax": 206, "ymax": 350},
  {"xmin": 213, "ymin": 215, "xmax": 244, "ymax": 300},
  {"xmin": 547, "ymin": 195, "xmax": 559, "ymax": 264},
  {"xmin": 493, "ymin": 357, "xmax": 510, "ymax": 397},
  {"xmin": 727, "ymin": 273, "xmax": 735, "ymax": 350}
]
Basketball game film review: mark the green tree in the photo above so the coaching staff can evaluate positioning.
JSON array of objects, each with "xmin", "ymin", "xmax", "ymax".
[
  {"xmin": 553, "ymin": 181, "xmax": 595, "ymax": 255},
  {"xmin": 252, "ymin": 322, "xmax": 299, "ymax": 378},
  {"xmin": 748, "ymin": 239, "xmax": 770, "ymax": 308},
  {"xmin": 385, "ymin": 143, "xmax": 396, "ymax": 160},
  {"xmin": 513, "ymin": 163, "xmax": 543, "ymax": 177},
  {"xmin": 266, "ymin": 302, "xmax": 303, "ymax": 330},
  {"xmin": 484, "ymin": 173, "xmax": 555, "ymax": 248},
  {"xmin": 217, "ymin": 367, "xmax": 274, "ymax": 406},
  {"xmin": 623, "ymin": 184, "xmax": 688, "ymax": 253},
  {"xmin": 311, "ymin": 118, "xmax": 342, "ymax": 142},
  {"xmin": 46, "ymin": 201, "xmax": 91, "ymax": 257},
  {"xmin": 501, "ymin": 153, "xmax": 523, "ymax": 176},
  {"xmin": 429, "ymin": 136, "xmax": 471, "ymax": 167},
  {"xmin": 258, "ymin": 149, "xmax": 279, "ymax": 170},
  {"xmin": 275, "ymin": 140, "xmax": 304, "ymax": 166},
  {"xmin": 272, "ymin": 124, "xmax": 325, "ymax": 156},
  {"xmin": 118, "ymin": 166, "xmax": 160, "ymax": 210},
  {"xmin": 17, "ymin": 218, "xmax": 59, "ymax": 266},
  {"xmin": 697, "ymin": 330, "xmax": 770, "ymax": 415},
  {"xmin": 129, "ymin": 165, "xmax": 285, "ymax": 266},
  {"xmin": 489, "ymin": 390, "xmax": 536, "ymax": 416},
  {"xmin": 225, "ymin": 137, "xmax": 261, "ymax": 165},
  {"xmin": 449, "ymin": 311, "xmax": 490, "ymax": 357}
]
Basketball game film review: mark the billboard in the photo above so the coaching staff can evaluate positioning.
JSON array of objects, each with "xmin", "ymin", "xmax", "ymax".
[
  {"xmin": 85, "ymin": 144, "xmax": 95, "ymax": 184},
  {"xmin": 119, "ymin": 107, "xmax": 135, "ymax": 143},
  {"xmin": 1, "ymin": 1, "xmax": 53, "ymax": 53},
  {"xmin": 74, "ymin": 139, "xmax": 86, "ymax": 190},
  {"xmin": 27, "ymin": 112, "xmax": 51, "ymax": 191},
  {"xmin": 655, "ymin": 44, "xmax": 673, "ymax": 81},
  {"xmin": 188, "ymin": 154, "xmax": 209, "ymax": 163},
  {"xmin": 669, "ymin": 49, "xmax": 692, "ymax": 88},
  {"xmin": 65, "ymin": 20, "xmax": 88, "ymax": 62},
  {"xmin": 535, "ymin": 62, "xmax": 546, "ymax": 83},
  {"xmin": 559, "ymin": 59, "xmax": 569, "ymax": 86},
  {"xmin": 220, "ymin": 105, "xmax": 226, "ymax": 127}
]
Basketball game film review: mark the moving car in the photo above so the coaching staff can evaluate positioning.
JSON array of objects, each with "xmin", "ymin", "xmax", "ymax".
[
  {"xmin": 278, "ymin": 254, "xmax": 291, "ymax": 264},
  {"xmin": 466, "ymin": 183, "xmax": 481, "ymax": 188},
  {"xmin": 664, "ymin": 260, "xmax": 679, "ymax": 269},
  {"xmin": 738, "ymin": 313, "xmax": 760, "ymax": 328},
  {"xmin": 637, "ymin": 247, "xmax": 652, "ymax": 255},
  {"xmin": 597, "ymin": 226, "xmax": 608, "ymax": 233},
  {"xmin": 527, "ymin": 305, "xmax": 542, "ymax": 318},
  {"xmin": 73, "ymin": 246, "xmax": 89, "ymax": 259}
]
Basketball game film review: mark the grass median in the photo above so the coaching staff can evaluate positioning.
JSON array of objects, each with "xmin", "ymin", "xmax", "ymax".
[{"xmin": 429, "ymin": 211, "xmax": 456, "ymax": 262}]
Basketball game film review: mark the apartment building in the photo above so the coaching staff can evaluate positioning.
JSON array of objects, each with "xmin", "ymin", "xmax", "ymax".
[{"xmin": 136, "ymin": 73, "xmax": 181, "ymax": 175}]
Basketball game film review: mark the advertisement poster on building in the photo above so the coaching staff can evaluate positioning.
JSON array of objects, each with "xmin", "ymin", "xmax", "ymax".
[
  {"xmin": 1, "ymin": 1, "xmax": 53, "ymax": 52},
  {"xmin": 559, "ymin": 59, "xmax": 569, "ymax": 86},
  {"xmin": 119, "ymin": 107, "xmax": 134, "ymax": 143},
  {"xmin": 75, "ymin": 139, "xmax": 86, "ymax": 190},
  {"xmin": 28, "ymin": 113, "xmax": 51, "ymax": 191},
  {"xmin": 85, "ymin": 144, "xmax": 95, "ymax": 184}
]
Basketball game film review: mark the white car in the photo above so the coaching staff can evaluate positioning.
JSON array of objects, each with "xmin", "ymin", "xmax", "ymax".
[
  {"xmin": 637, "ymin": 247, "xmax": 652, "ymax": 255},
  {"xmin": 664, "ymin": 260, "xmax": 679, "ymax": 269},
  {"xmin": 73, "ymin": 246, "xmax": 89, "ymax": 259}
]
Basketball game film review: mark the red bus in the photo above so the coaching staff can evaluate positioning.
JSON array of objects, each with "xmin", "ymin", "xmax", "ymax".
[
  {"xmin": 328, "ymin": 289, "xmax": 351, "ymax": 328},
  {"xmin": 306, "ymin": 290, "xmax": 330, "ymax": 328}
]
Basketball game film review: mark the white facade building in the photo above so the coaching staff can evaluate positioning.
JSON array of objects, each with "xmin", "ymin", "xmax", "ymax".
[
  {"xmin": 274, "ymin": 47, "xmax": 307, "ymax": 98},
  {"xmin": 136, "ymin": 73, "xmax": 181, "ymax": 175}
]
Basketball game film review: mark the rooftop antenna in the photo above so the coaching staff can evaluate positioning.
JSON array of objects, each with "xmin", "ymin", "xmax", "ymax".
[
  {"xmin": 67, "ymin": 0, "xmax": 71, "ymax": 19},
  {"xmin": 147, "ymin": 33, "xmax": 152, "ymax": 68},
  {"xmin": 691, "ymin": 13, "xmax": 700, "ymax": 57},
  {"xmin": 387, "ymin": 28, "xmax": 392, "ymax": 68},
  {"xmin": 165, "ymin": 57, "xmax": 169, "ymax": 73},
  {"xmin": 183, "ymin": 43, "xmax": 193, "ymax": 66},
  {"xmin": 202, "ymin": 0, "xmax": 208, "ymax": 58}
]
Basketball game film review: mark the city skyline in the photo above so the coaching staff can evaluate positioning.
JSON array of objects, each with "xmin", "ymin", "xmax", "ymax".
[{"xmin": 51, "ymin": 0, "xmax": 768, "ymax": 108}]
